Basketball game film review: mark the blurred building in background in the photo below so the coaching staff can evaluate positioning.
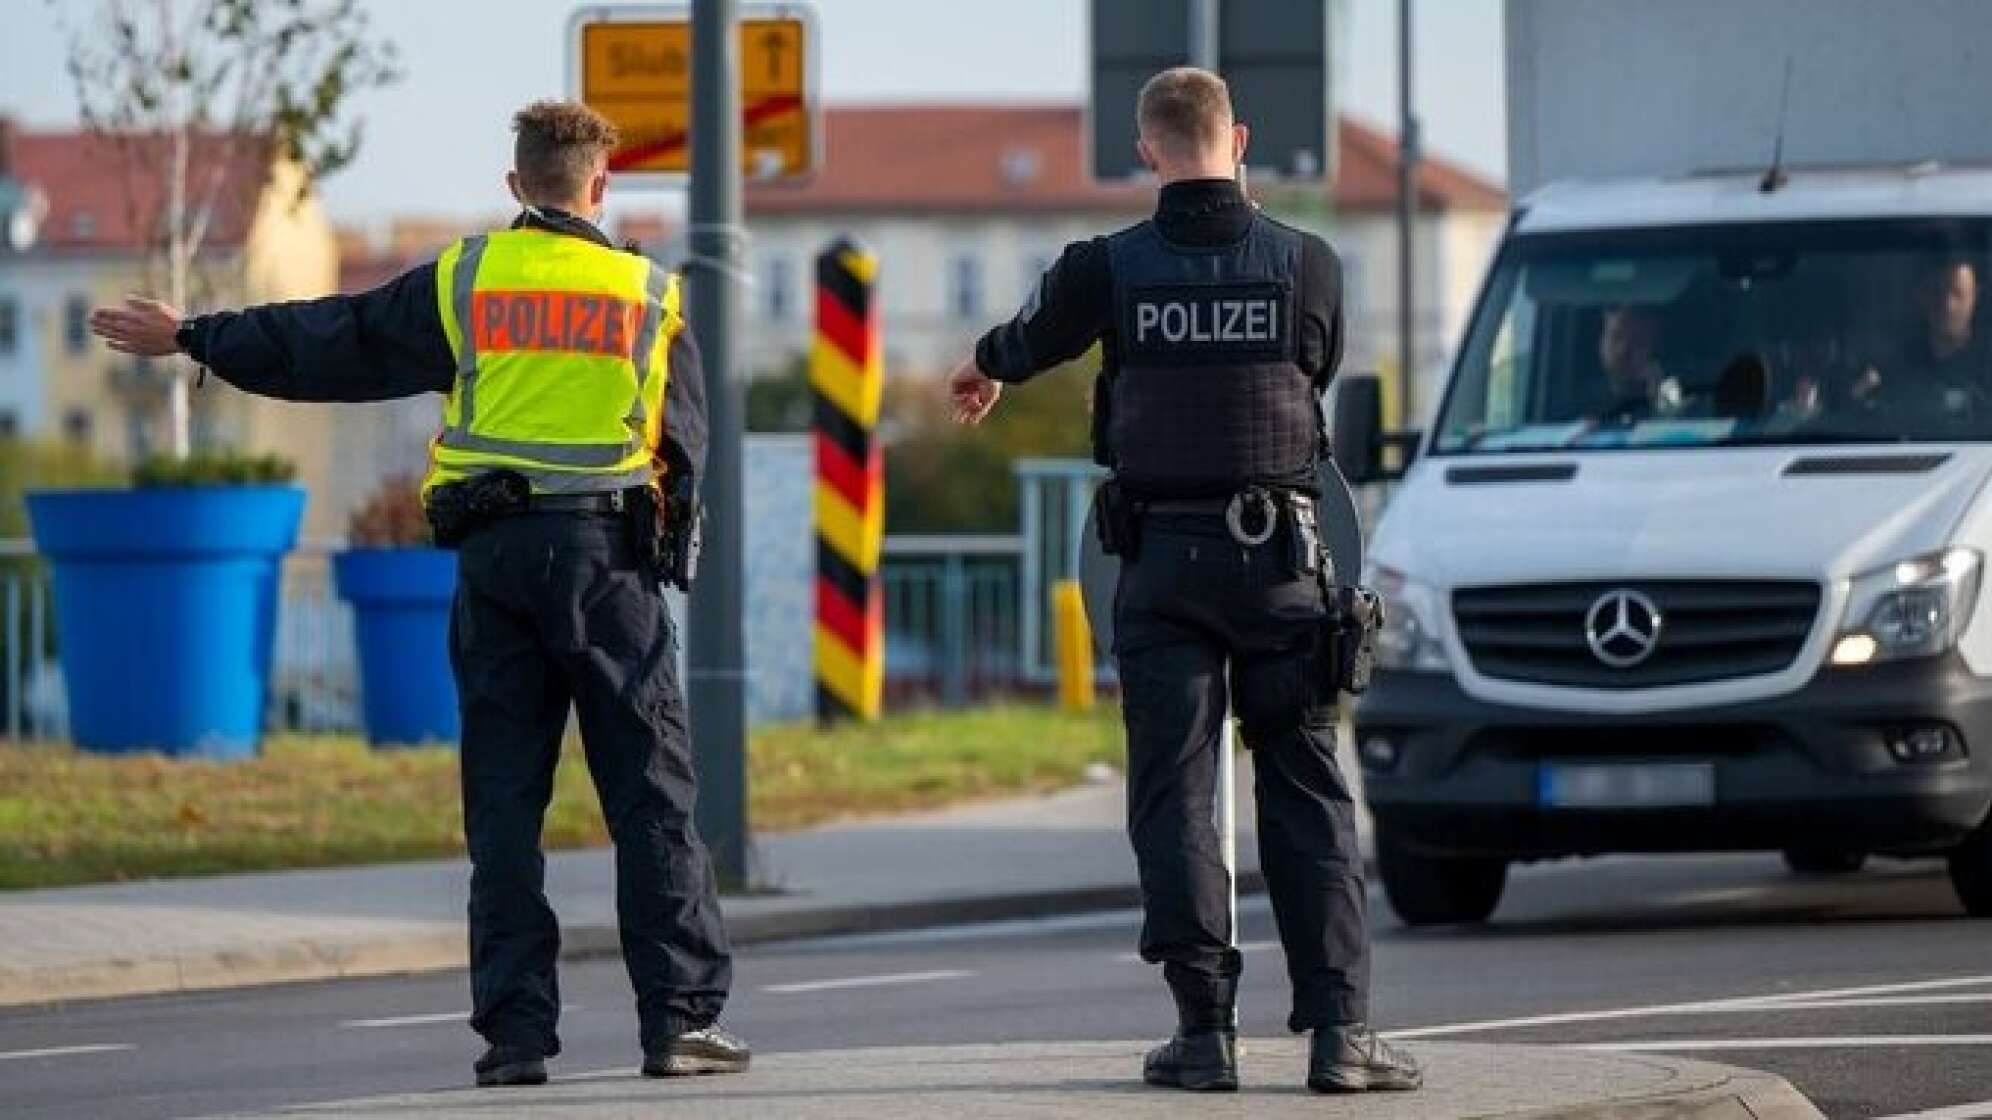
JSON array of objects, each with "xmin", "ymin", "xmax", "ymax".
[
  {"xmin": 0, "ymin": 118, "xmax": 352, "ymax": 534},
  {"xmin": 735, "ymin": 103, "xmax": 1505, "ymax": 413},
  {"xmin": 0, "ymin": 104, "xmax": 1505, "ymax": 539}
]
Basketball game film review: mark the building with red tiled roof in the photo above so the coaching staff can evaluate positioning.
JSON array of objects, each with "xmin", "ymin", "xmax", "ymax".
[
  {"xmin": 732, "ymin": 104, "xmax": 1507, "ymax": 392},
  {"xmin": 3, "ymin": 127, "xmax": 270, "ymax": 254},
  {"xmin": 744, "ymin": 104, "xmax": 1504, "ymax": 218},
  {"xmin": 0, "ymin": 120, "xmax": 365, "ymax": 536}
]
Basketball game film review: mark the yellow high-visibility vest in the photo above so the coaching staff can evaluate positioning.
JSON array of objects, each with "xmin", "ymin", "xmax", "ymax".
[{"xmin": 424, "ymin": 228, "xmax": 682, "ymax": 495}]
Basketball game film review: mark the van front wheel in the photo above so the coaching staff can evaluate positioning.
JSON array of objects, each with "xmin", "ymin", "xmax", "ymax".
[
  {"xmin": 1375, "ymin": 824, "xmax": 1507, "ymax": 927},
  {"xmin": 1948, "ymin": 815, "xmax": 1992, "ymax": 917}
]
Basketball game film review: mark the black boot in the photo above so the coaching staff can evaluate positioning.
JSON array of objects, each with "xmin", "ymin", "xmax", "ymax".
[
  {"xmin": 1308, "ymin": 1024, "xmax": 1422, "ymax": 1093},
  {"xmin": 642, "ymin": 1024, "xmax": 752, "ymax": 1077},
  {"xmin": 1142, "ymin": 961, "xmax": 1240, "ymax": 1092},
  {"xmin": 473, "ymin": 1043, "xmax": 548, "ymax": 1088}
]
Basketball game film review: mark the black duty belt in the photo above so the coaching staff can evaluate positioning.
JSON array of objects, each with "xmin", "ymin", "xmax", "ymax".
[
  {"xmin": 1144, "ymin": 486, "xmax": 1307, "ymax": 549},
  {"xmin": 1143, "ymin": 497, "xmax": 1233, "ymax": 516},
  {"xmin": 504, "ymin": 489, "xmax": 640, "ymax": 515}
]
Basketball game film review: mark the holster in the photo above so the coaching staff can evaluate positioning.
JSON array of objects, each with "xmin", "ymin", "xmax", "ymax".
[
  {"xmin": 424, "ymin": 469, "xmax": 531, "ymax": 548},
  {"xmin": 634, "ymin": 471, "xmax": 701, "ymax": 592},
  {"xmin": 1319, "ymin": 584, "xmax": 1384, "ymax": 696},
  {"xmin": 1095, "ymin": 477, "xmax": 1142, "ymax": 561}
]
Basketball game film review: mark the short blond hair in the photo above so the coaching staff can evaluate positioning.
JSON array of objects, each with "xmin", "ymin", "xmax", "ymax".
[
  {"xmin": 512, "ymin": 99, "xmax": 620, "ymax": 204},
  {"xmin": 1136, "ymin": 67, "xmax": 1233, "ymax": 158}
]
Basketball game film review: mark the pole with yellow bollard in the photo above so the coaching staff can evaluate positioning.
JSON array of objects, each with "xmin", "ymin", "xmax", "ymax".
[{"xmin": 1052, "ymin": 579, "xmax": 1095, "ymax": 712}]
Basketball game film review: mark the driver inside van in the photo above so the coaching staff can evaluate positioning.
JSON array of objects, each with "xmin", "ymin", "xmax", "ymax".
[{"xmin": 1586, "ymin": 305, "xmax": 1686, "ymax": 423}]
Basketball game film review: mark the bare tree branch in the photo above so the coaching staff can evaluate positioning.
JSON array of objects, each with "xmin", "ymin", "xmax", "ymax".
[{"xmin": 49, "ymin": 0, "xmax": 400, "ymax": 456}]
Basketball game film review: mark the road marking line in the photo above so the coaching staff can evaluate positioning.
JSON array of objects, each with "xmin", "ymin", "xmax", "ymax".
[
  {"xmin": 1871, "ymin": 1100, "xmax": 1992, "ymax": 1120},
  {"xmin": 1573, "ymin": 1035, "xmax": 1992, "ymax": 1052},
  {"xmin": 341, "ymin": 1005, "xmax": 579, "ymax": 1029},
  {"xmin": 1740, "ymin": 976, "xmax": 1992, "ymax": 1006},
  {"xmin": 797, "ymin": 894, "xmax": 1289, "ymax": 953},
  {"xmin": 1115, "ymin": 939, "xmax": 1282, "ymax": 964},
  {"xmin": 0, "ymin": 1044, "xmax": 135, "ymax": 1062},
  {"xmin": 341, "ymin": 1011, "xmax": 466, "ymax": 1028},
  {"xmin": 1389, "ymin": 975, "xmax": 1992, "ymax": 1039},
  {"xmin": 1763, "ymin": 994, "xmax": 1992, "ymax": 1011},
  {"xmin": 762, "ymin": 969, "xmax": 975, "ymax": 995}
]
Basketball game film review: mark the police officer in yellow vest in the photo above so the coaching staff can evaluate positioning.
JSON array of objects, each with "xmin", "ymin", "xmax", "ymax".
[{"xmin": 89, "ymin": 100, "xmax": 750, "ymax": 1089}]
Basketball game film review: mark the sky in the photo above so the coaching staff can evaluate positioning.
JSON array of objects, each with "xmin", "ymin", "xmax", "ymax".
[{"xmin": 0, "ymin": 0, "xmax": 1507, "ymax": 225}]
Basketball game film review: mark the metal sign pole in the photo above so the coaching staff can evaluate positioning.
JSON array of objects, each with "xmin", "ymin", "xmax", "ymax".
[
  {"xmin": 1186, "ymin": 0, "xmax": 1239, "ymax": 959},
  {"xmin": 686, "ymin": 0, "xmax": 751, "ymax": 887},
  {"xmin": 1217, "ymin": 719, "xmax": 1238, "ymax": 949},
  {"xmin": 1397, "ymin": 0, "xmax": 1419, "ymax": 426}
]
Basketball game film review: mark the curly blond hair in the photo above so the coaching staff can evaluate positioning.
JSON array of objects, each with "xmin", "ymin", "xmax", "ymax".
[{"xmin": 512, "ymin": 99, "xmax": 621, "ymax": 204}]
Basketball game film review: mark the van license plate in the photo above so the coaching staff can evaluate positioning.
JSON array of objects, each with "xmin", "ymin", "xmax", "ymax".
[{"xmin": 1540, "ymin": 763, "xmax": 1715, "ymax": 809}]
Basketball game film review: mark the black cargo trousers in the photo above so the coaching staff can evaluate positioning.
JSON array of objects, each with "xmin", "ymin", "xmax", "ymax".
[
  {"xmin": 1114, "ymin": 513, "xmax": 1369, "ymax": 1032},
  {"xmin": 451, "ymin": 510, "xmax": 732, "ymax": 1056}
]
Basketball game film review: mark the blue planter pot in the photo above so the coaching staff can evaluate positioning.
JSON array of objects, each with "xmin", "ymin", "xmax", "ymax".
[
  {"xmin": 332, "ymin": 547, "xmax": 460, "ymax": 748},
  {"xmin": 25, "ymin": 486, "xmax": 305, "ymax": 758}
]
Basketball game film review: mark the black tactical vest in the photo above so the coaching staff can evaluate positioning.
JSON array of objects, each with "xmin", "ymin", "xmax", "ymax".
[{"xmin": 1102, "ymin": 213, "xmax": 1319, "ymax": 498}]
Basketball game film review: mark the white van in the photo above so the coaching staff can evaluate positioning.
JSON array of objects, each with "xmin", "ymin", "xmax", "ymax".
[{"xmin": 1333, "ymin": 0, "xmax": 1992, "ymax": 924}]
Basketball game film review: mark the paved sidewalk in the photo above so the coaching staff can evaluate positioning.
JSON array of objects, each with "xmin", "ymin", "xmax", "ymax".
[
  {"xmin": 199, "ymin": 1041, "xmax": 1825, "ymax": 1120},
  {"xmin": 0, "ymin": 752, "xmax": 1365, "ymax": 1007}
]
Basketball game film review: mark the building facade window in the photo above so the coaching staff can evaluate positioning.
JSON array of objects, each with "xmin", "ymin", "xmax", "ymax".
[
  {"xmin": 0, "ymin": 296, "xmax": 17, "ymax": 354},
  {"xmin": 63, "ymin": 407, "xmax": 92, "ymax": 444},
  {"xmin": 763, "ymin": 255, "xmax": 795, "ymax": 322},
  {"xmin": 948, "ymin": 254, "xmax": 983, "ymax": 320},
  {"xmin": 64, "ymin": 294, "xmax": 90, "ymax": 355}
]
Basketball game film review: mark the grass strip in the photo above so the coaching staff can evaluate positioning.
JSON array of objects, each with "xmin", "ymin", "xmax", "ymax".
[{"xmin": 0, "ymin": 703, "xmax": 1123, "ymax": 889}]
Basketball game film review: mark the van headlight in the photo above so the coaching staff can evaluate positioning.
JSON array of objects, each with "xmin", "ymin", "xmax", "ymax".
[
  {"xmin": 1367, "ymin": 564, "xmax": 1452, "ymax": 673},
  {"xmin": 1832, "ymin": 548, "xmax": 1982, "ymax": 665}
]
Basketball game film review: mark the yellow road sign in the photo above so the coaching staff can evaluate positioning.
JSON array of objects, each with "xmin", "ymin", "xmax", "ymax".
[{"xmin": 571, "ymin": 6, "xmax": 818, "ymax": 181}]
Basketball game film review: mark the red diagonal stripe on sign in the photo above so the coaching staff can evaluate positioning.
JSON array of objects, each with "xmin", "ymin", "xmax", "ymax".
[
  {"xmin": 816, "ymin": 575, "xmax": 875, "ymax": 657},
  {"xmin": 815, "ymin": 432, "xmax": 872, "ymax": 511},
  {"xmin": 608, "ymin": 92, "xmax": 805, "ymax": 171},
  {"xmin": 815, "ymin": 283, "xmax": 871, "ymax": 364}
]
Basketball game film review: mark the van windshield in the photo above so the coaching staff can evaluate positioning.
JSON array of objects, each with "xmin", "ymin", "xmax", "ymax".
[{"xmin": 1432, "ymin": 219, "xmax": 1992, "ymax": 455}]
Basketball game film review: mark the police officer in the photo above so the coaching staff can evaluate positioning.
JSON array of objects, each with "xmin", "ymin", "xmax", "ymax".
[
  {"xmin": 949, "ymin": 68, "xmax": 1419, "ymax": 1095},
  {"xmin": 89, "ymin": 100, "xmax": 749, "ymax": 1089}
]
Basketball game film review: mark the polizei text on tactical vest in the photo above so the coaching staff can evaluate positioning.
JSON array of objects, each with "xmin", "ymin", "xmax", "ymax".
[
  {"xmin": 472, "ymin": 290, "xmax": 640, "ymax": 359},
  {"xmin": 1134, "ymin": 297, "xmax": 1279, "ymax": 345}
]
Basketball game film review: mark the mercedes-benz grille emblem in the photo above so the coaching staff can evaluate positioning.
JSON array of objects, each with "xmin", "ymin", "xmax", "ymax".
[{"xmin": 1585, "ymin": 589, "xmax": 1663, "ymax": 669}]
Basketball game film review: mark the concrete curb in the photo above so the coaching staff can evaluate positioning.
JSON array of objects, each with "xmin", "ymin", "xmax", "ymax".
[
  {"xmin": 193, "ymin": 1041, "xmax": 1828, "ymax": 1120},
  {"xmin": 0, "ymin": 872, "xmax": 1275, "ymax": 1010},
  {"xmin": 1513, "ymin": 1056, "xmax": 1826, "ymax": 1120}
]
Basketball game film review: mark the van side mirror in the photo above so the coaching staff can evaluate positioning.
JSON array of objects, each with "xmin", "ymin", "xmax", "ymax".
[
  {"xmin": 1331, "ymin": 375, "xmax": 1383, "ymax": 484},
  {"xmin": 1330, "ymin": 373, "xmax": 1419, "ymax": 485}
]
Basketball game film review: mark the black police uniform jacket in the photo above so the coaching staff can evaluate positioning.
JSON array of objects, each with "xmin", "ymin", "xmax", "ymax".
[{"xmin": 976, "ymin": 178, "xmax": 1346, "ymax": 500}]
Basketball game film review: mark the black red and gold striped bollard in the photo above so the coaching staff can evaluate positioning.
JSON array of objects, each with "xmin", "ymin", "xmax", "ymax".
[{"xmin": 811, "ymin": 237, "xmax": 884, "ymax": 722}]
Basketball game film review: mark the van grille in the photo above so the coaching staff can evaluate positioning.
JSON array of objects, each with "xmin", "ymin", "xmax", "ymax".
[{"xmin": 1452, "ymin": 581, "xmax": 1821, "ymax": 689}]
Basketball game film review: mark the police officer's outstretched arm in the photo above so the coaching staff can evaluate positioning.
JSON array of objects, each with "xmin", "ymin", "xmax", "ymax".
[
  {"xmin": 88, "ymin": 263, "xmax": 457, "ymax": 402},
  {"xmin": 949, "ymin": 238, "xmax": 1113, "ymax": 425}
]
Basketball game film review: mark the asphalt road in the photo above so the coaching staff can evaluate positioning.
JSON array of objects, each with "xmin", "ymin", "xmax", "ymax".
[{"xmin": 3, "ymin": 853, "xmax": 1988, "ymax": 1120}]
